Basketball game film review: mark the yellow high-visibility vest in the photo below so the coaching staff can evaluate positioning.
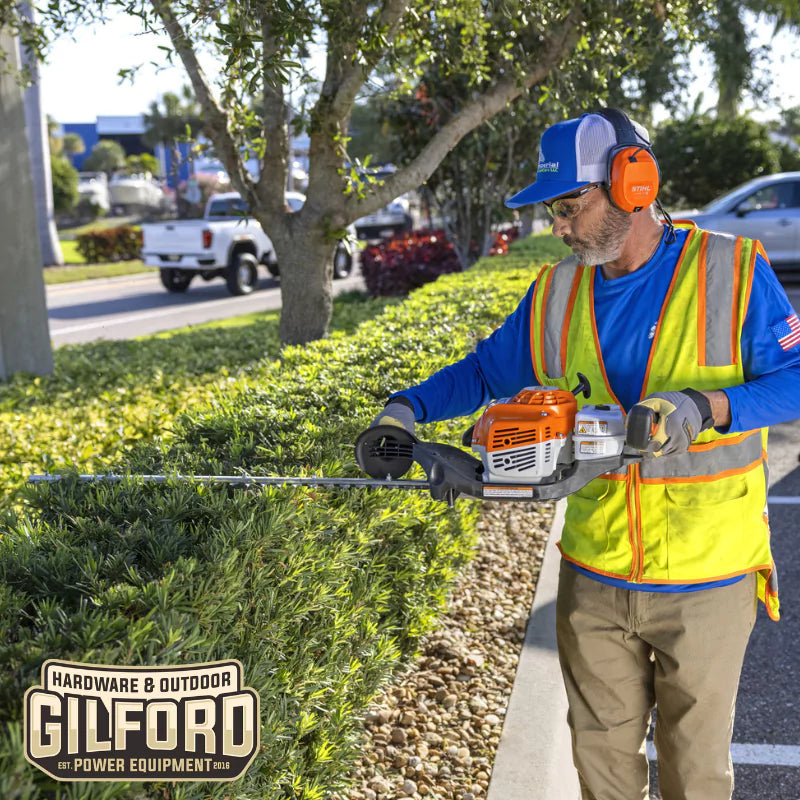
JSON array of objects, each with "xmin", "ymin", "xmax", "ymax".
[{"xmin": 530, "ymin": 224, "xmax": 779, "ymax": 620}]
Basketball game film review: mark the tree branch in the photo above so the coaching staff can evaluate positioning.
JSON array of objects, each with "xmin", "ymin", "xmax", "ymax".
[
  {"xmin": 326, "ymin": 0, "xmax": 411, "ymax": 121},
  {"xmin": 304, "ymin": 0, "xmax": 410, "ymax": 224},
  {"xmin": 149, "ymin": 0, "xmax": 256, "ymax": 205},
  {"xmin": 255, "ymin": 7, "xmax": 290, "ymax": 209},
  {"xmin": 343, "ymin": 3, "xmax": 584, "ymax": 220}
]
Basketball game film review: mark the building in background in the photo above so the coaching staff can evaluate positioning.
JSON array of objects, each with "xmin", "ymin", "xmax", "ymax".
[
  {"xmin": 59, "ymin": 115, "xmax": 192, "ymax": 187},
  {"xmin": 58, "ymin": 115, "xmax": 310, "ymax": 192}
]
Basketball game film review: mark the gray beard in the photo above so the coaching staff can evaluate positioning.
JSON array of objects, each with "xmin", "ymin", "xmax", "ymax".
[{"xmin": 564, "ymin": 206, "xmax": 633, "ymax": 265}]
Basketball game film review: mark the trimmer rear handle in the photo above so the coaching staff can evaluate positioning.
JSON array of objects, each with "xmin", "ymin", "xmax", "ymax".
[{"xmin": 626, "ymin": 405, "xmax": 657, "ymax": 450}]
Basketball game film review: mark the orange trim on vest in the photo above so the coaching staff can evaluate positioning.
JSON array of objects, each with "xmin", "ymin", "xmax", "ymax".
[
  {"xmin": 638, "ymin": 457, "xmax": 764, "ymax": 485},
  {"xmin": 588, "ymin": 267, "xmax": 625, "ymax": 408},
  {"xmin": 731, "ymin": 237, "xmax": 742, "ymax": 365},
  {"xmin": 622, "ymin": 564, "xmax": 772, "ymax": 585},
  {"xmin": 625, "ymin": 469, "xmax": 638, "ymax": 581},
  {"xmin": 640, "ymin": 229, "xmax": 695, "ymax": 400},
  {"xmin": 745, "ymin": 243, "xmax": 758, "ymax": 318},
  {"xmin": 633, "ymin": 463, "xmax": 645, "ymax": 581},
  {"xmin": 561, "ymin": 268, "xmax": 583, "ymax": 377},
  {"xmin": 556, "ymin": 548, "xmax": 772, "ymax": 586},
  {"xmin": 697, "ymin": 231, "xmax": 710, "ymax": 367},
  {"xmin": 688, "ymin": 431, "xmax": 756, "ymax": 452}
]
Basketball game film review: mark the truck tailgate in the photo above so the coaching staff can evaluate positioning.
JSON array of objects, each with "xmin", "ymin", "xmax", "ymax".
[{"xmin": 142, "ymin": 220, "xmax": 208, "ymax": 255}]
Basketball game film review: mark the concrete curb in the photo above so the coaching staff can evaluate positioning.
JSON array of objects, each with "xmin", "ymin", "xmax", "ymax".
[{"xmin": 486, "ymin": 499, "xmax": 579, "ymax": 800}]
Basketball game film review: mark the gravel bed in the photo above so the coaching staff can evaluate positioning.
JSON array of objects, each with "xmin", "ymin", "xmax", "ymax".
[{"xmin": 340, "ymin": 500, "xmax": 556, "ymax": 800}]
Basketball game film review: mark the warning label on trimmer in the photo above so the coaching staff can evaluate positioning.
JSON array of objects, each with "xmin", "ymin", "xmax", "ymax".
[{"xmin": 482, "ymin": 486, "xmax": 534, "ymax": 499}]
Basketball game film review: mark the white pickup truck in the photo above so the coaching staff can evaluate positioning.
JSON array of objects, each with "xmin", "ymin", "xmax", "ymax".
[{"xmin": 142, "ymin": 191, "xmax": 356, "ymax": 295}]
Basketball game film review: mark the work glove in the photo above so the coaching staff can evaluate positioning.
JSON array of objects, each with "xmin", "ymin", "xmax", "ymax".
[
  {"xmin": 369, "ymin": 397, "xmax": 416, "ymax": 437},
  {"xmin": 626, "ymin": 389, "xmax": 714, "ymax": 456},
  {"xmin": 355, "ymin": 397, "xmax": 417, "ymax": 478}
]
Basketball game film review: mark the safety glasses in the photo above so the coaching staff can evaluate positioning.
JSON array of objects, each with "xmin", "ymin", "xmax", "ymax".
[{"xmin": 543, "ymin": 184, "xmax": 601, "ymax": 220}]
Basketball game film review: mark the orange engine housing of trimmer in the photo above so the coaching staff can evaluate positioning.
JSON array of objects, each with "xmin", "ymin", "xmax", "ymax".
[{"xmin": 471, "ymin": 387, "xmax": 578, "ymax": 483}]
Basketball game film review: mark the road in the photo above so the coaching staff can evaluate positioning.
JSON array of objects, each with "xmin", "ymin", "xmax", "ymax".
[{"xmin": 46, "ymin": 268, "xmax": 367, "ymax": 346}]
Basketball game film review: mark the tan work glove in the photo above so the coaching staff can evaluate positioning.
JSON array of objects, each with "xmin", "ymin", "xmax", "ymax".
[
  {"xmin": 626, "ymin": 389, "xmax": 714, "ymax": 456},
  {"xmin": 370, "ymin": 397, "xmax": 416, "ymax": 435}
]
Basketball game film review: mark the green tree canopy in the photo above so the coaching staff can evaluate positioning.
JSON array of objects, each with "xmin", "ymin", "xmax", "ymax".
[
  {"xmin": 61, "ymin": 131, "xmax": 85, "ymax": 159},
  {"xmin": 2, "ymin": 0, "xmax": 706, "ymax": 344},
  {"xmin": 125, "ymin": 152, "xmax": 160, "ymax": 175},
  {"xmin": 653, "ymin": 113, "xmax": 782, "ymax": 208},
  {"xmin": 143, "ymin": 86, "xmax": 203, "ymax": 215},
  {"xmin": 82, "ymin": 139, "xmax": 127, "ymax": 176}
]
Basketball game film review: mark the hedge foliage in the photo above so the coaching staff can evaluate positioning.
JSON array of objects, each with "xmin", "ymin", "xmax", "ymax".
[
  {"xmin": 0, "ymin": 292, "xmax": 392, "ymax": 512},
  {"xmin": 75, "ymin": 226, "xmax": 143, "ymax": 263},
  {"xmin": 0, "ymin": 234, "xmax": 565, "ymax": 799}
]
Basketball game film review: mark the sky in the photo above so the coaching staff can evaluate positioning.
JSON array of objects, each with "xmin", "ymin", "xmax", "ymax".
[{"xmin": 38, "ymin": 9, "xmax": 800, "ymax": 126}]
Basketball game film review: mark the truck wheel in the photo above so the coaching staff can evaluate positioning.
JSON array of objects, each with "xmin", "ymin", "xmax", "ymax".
[
  {"xmin": 227, "ymin": 253, "xmax": 258, "ymax": 295},
  {"xmin": 333, "ymin": 243, "xmax": 353, "ymax": 279},
  {"xmin": 160, "ymin": 268, "xmax": 193, "ymax": 292}
]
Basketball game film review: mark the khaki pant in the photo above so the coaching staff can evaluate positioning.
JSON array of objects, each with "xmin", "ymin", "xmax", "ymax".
[{"xmin": 555, "ymin": 562, "xmax": 757, "ymax": 800}]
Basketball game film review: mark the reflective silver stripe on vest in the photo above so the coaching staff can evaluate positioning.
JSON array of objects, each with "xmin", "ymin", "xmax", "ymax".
[
  {"xmin": 543, "ymin": 255, "xmax": 581, "ymax": 378},
  {"xmin": 703, "ymin": 232, "xmax": 738, "ymax": 367},
  {"xmin": 639, "ymin": 430, "xmax": 762, "ymax": 479}
]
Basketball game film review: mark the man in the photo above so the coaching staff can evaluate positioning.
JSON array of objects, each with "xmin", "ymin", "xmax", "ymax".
[{"xmin": 362, "ymin": 109, "xmax": 800, "ymax": 799}]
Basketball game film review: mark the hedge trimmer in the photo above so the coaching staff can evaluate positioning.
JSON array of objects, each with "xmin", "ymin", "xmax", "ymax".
[{"xmin": 30, "ymin": 375, "xmax": 653, "ymax": 506}]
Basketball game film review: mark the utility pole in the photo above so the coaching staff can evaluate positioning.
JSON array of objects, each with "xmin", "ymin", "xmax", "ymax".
[{"xmin": 0, "ymin": 27, "xmax": 54, "ymax": 379}]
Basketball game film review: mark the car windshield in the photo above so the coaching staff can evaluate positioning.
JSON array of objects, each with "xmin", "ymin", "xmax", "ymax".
[
  {"xmin": 207, "ymin": 198, "xmax": 249, "ymax": 218},
  {"xmin": 699, "ymin": 177, "xmax": 772, "ymax": 213}
]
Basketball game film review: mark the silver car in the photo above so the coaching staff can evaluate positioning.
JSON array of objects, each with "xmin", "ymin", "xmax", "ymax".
[{"xmin": 674, "ymin": 172, "xmax": 800, "ymax": 266}]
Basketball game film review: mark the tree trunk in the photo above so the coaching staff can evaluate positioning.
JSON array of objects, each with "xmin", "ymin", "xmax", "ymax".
[
  {"xmin": 271, "ymin": 224, "xmax": 335, "ymax": 345},
  {"xmin": 0, "ymin": 28, "xmax": 54, "ymax": 379},
  {"xmin": 20, "ymin": 2, "xmax": 63, "ymax": 267},
  {"xmin": 171, "ymin": 140, "xmax": 184, "ymax": 217}
]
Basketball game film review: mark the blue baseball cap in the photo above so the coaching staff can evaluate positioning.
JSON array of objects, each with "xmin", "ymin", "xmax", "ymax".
[{"xmin": 505, "ymin": 113, "xmax": 650, "ymax": 209}]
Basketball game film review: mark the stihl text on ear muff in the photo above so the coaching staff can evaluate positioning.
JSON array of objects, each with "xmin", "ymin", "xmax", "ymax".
[{"xmin": 594, "ymin": 107, "xmax": 660, "ymax": 213}]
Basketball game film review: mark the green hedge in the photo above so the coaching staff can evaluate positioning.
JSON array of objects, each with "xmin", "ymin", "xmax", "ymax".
[
  {"xmin": 75, "ymin": 226, "xmax": 143, "ymax": 263},
  {"xmin": 0, "ymin": 234, "xmax": 563, "ymax": 799}
]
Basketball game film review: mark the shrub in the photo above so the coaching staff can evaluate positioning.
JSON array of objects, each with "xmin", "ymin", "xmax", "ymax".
[
  {"xmin": 0, "ymin": 235, "xmax": 559, "ymax": 799},
  {"xmin": 75, "ymin": 225, "xmax": 143, "ymax": 263},
  {"xmin": 360, "ymin": 226, "xmax": 522, "ymax": 297},
  {"xmin": 50, "ymin": 155, "xmax": 79, "ymax": 213},
  {"xmin": 488, "ymin": 225, "xmax": 521, "ymax": 256},
  {"xmin": 653, "ymin": 114, "xmax": 783, "ymax": 209},
  {"xmin": 360, "ymin": 228, "xmax": 461, "ymax": 296}
]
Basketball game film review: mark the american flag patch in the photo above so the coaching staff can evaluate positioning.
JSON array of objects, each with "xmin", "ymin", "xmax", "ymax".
[{"xmin": 771, "ymin": 313, "xmax": 800, "ymax": 351}]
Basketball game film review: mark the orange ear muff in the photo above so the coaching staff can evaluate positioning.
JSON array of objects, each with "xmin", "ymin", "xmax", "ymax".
[{"xmin": 607, "ymin": 145, "xmax": 660, "ymax": 213}]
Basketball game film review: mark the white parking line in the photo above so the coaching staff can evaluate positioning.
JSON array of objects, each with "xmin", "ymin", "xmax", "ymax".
[
  {"xmin": 767, "ymin": 496, "xmax": 800, "ymax": 504},
  {"xmin": 647, "ymin": 741, "xmax": 800, "ymax": 767}
]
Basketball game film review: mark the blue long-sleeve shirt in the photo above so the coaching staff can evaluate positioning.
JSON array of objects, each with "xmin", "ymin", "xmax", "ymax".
[
  {"xmin": 392, "ymin": 226, "xmax": 800, "ymax": 593},
  {"xmin": 394, "ymin": 226, "xmax": 800, "ymax": 431}
]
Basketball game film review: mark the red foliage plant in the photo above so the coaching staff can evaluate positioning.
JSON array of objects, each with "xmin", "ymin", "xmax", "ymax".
[{"xmin": 360, "ymin": 226, "xmax": 519, "ymax": 297}]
